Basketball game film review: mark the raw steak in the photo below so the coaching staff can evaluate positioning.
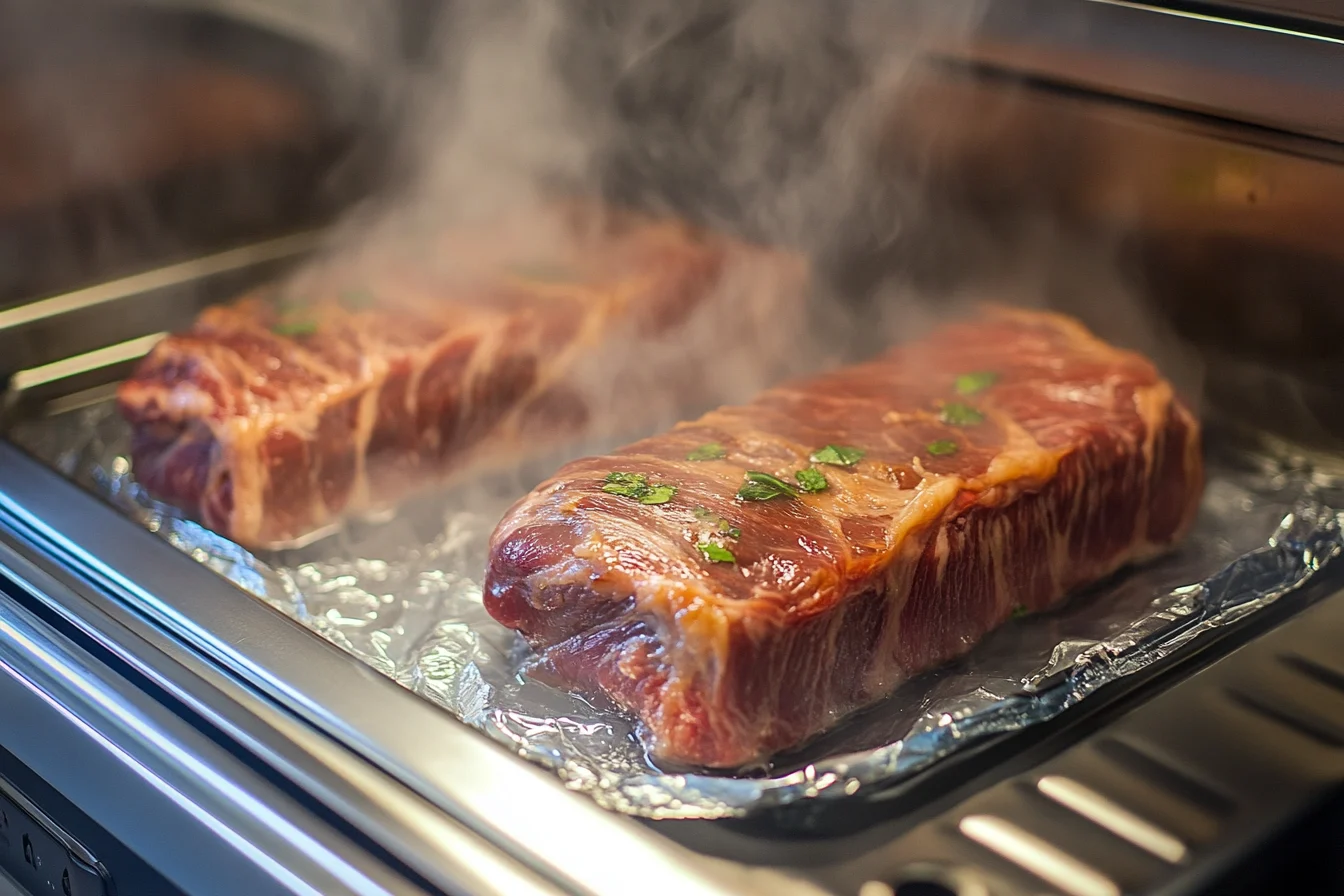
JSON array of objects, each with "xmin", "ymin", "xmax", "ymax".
[
  {"xmin": 483, "ymin": 307, "xmax": 1204, "ymax": 768},
  {"xmin": 117, "ymin": 207, "xmax": 806, "ymax": 549}
]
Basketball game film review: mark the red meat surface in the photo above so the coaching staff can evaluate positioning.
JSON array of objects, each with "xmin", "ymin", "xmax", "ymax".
[
  {"xmin": 483, "ymin": 307, "xmax": 1204, "ymax": 768},
  {"xmin": 117, "ymin": 207, "xmax": 805, "ymax": 549}
]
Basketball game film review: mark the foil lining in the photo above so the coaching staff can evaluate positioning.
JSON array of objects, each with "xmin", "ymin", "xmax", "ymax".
[{"xmin": 12, "ymin": 403, "xmax": 1344, "ymax": 819}]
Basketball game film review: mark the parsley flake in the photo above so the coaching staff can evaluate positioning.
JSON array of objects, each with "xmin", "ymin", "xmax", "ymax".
[
  {"xmin": 795, "ymin": 467, "xmax": 828, "ymax": 493},
  {"xmin": 640, "ymin": 484, "xmax": 677, "ymax": 505},
  {"xmin": 955, "ymin": 371, "xmax": 999, "ymax": 396},
  {"xmin": 737, "ymin": 471, "xmax": 798, "ymax": 502},
  {"xmin": 686, "ymin": 442, "xmax": 727, "ymax": 462},
  {"xmin": 809, "ymin": 444, "xmax": 865, "ymax": 467},
  {"xmin": 696, "ymin": 542, "xmax": 736, "ymax": 564},
  {"xmin": 602, "ymin": 472, "xmax": 677, "ymax": 504},
  {"xmin": 926, "ymin": 439, "xmax": 959, "ymax": 457},
  {"xmin": 603, "ymin": 472, "xmax": 648, "ymax": 498},
  {"xmin": 1011, "ymin": 605, "xmax": 1029, "ymax": 619},
  {"xmin": 940, "ymin": 403, "xmax": 985, "ymax": 426}
]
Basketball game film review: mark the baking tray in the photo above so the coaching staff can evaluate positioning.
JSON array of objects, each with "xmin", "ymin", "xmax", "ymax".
[{"xmin": 3, "ymin": 230, "xmax": 1341, "ymax": 826}]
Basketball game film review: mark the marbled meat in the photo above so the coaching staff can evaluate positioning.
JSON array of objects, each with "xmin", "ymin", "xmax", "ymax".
[
  {"xmin": 117, "ymin": 209, "xmax": 805, "ymax": 549},
  {"xmin": 483, "ymin": 307, "xmax": 1204, "ymax": 768}
]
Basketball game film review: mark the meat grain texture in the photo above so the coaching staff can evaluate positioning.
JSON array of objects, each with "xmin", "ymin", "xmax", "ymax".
[
  {"xmin": 117, "ymin": 208, "xmax": 805, "ymax": 549},
  {"xmin": 484, "ymin": 307, "xmax": 1204, "ymax": 768}
]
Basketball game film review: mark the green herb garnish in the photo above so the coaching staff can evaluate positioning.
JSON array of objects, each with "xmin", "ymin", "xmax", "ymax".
[
  {"xmin": 940, "ymin": 403, "xmax": 985, "ymax": 426},
  {"xmin": 694, "ymin": 507, "xmax": 742, "ymax": 538},
  {"xmin": 602, "ymin": 472, "xmax": 678, "ymax": 504},
  {"xmin": 603, "ymin": 472, "xmax": 649, "ymax": 498},
  {"xmin": 1011, "ymin": 605, "xmax": 1029, "ymax": 619},
  {"xmin": 273, "ymin": 318, "xmax": 319, "ymax": 337},
  {"xmin": 696, "ymin": 542, "xmax": 737, "ymax": 564},
  {"xmin": 926, "ymin": 439, "xmax": 959, "ymax": 457},
  {"xmin": 955, "ymin": 371, "xmax": 999, "ymax": 396},
  {"xmin": 686, "ymin": 442, "xmax": 727, "ymax": 462},
  {"xmin": 809, "ymin": 445, "xmax": 865, "ymax": 467},
  {"xmin": 795, "ymin": 467, "xmax": 828, "ymax": 493},
  {"xmin": 640, "ymin": 484, "xmax": 677, "ymax": 505},
  {"xmin": 737, "ymin": 471, "xmax": 799, "ymax": 502}
]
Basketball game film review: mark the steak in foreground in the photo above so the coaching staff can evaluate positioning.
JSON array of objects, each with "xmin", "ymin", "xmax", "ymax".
[
  {"xmin": 116, "ymin": 207, "xmax": 805, "ymax": 549},
  {"xmin": 483, "ymin": 307, "xmax": 1204, "ymax": 769}
]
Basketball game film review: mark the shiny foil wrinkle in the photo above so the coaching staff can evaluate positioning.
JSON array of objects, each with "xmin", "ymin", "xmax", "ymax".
[{"xmin": 13, "ymin": 402, "xmax": 1342, "ymax": 819}]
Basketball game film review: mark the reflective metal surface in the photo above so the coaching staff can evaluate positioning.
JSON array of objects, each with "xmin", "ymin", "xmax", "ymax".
[
  {"xmin": 0, "ymin": 523, "xmax": 570, "ymax": 896},
  {"xmin": 0, "ymin": 548, "xmax": 425, "ymax": 896},
  {"xmin": 0, "ymin": 444, "xmax": 823, "ymax": 896},
  {"xmin": 857, "ymin": 579, "xmax": 1344, "ymax": 895},
  {"xmin": 1, "ymin": 6, "xmax": 1344, "ymax": 892},
  {"xmin": 12, "ymin": 395, "xmax": 1340, "ymax": 818},
  {"xmin": 921, "ymin": 0, "xmax": 1344, "ymax": 142}
]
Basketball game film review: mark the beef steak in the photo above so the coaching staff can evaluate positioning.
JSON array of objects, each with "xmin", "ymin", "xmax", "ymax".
[
  {"xmin": 483, "ymin": 307, "xmax": 1204, "ymax": 768},
  {"xmin": 117, "ymin": 207, "xmax": 805, "ymax": 549}
]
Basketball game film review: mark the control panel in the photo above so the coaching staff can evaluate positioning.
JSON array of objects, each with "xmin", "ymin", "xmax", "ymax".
[{"xmin": 0, "ymin": 776, "xmax": 110, "ymax": 896}]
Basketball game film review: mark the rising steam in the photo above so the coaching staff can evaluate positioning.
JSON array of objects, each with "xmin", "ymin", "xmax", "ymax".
[{"xmin": 299, "ymin": 0, "xmax": 1036, "ymax": 447}]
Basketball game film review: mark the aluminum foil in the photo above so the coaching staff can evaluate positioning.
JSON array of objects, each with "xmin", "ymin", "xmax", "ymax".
[{"xmin": 11, "ymin": 402, "xmax": 1343, "ymax": 819}]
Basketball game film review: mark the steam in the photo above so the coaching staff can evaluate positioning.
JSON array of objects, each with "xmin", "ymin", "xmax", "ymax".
[{"xmin": 305, "ymin": 0, "xmax": 1055, "ymax": 445}]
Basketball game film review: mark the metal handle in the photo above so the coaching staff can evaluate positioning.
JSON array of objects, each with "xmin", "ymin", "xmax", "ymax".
[{"xmin": 0, "ymin": 566, "xmax": 421, "ymax": 896}]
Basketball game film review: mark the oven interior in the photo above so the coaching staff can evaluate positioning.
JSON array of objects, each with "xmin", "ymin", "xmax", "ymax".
[{"xmin": 3, "ymin": 4, "xmax": 1344, "ymax": 896}]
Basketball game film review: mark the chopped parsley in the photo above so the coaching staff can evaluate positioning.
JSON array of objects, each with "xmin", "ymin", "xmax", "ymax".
[
  {"xmin": 693, "ymin": 507, "xmax": 741, "ymax": 538},
  {"xmin": 1011, "ymin": 605, "xmax": 1029, "ymax": 619},
  {"xmin": 940, "ymin": 402, "xmax": 985, "ymax": 426},
  {"xmin": 273, "ymin": 318, "xmax": 318, "ymax": 337},
  {"xmin": 809, "ymin": 444, "xmax": 865, "ymax": 467},
  {"xmin": 696, "ymin": 542, "xmax": 737, "ymax": 564},
  {"xmin": 795, "ymin": 467, "xmax": 828, "ymax": 493},
  {"xmin": 737, "ymin": 471, "xmax": 798, "ymax": 502},
  {"xmin": 602, "ymin": 472, "xmax": 648, "ymax": 498},
  {"xmin": 602, "ymin": 472, "xmax": 677, "ymax": 504},
  {"xmin": 926, "ymin": 439, "xmax": 959, "ymax": 457},
  {"xmin": 686, "ymin": 442, "xmax": 727, "ymax": 462},
  {"xmin": 955, "ymin": 371, "xmax": 999, "ymax": 396},
  {"xmin": 640, "ymin": 484, "xmax": 677, "ymax": 505}
]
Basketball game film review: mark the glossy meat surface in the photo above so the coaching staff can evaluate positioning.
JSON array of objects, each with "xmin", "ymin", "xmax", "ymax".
[
  {"xmin": 483, "ymin": 307, "xmax": 1204, "ymax": 768},
  {"xmin": 117, "ymin": 208, "xmax": 805, "ymax": 548}
]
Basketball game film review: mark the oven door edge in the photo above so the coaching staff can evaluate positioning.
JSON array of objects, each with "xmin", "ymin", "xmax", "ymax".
[
  {"xmin": 0, "ymin": 443, "xmax": 821, "ymax": 896},
  {"xmin": 0, "ymin": 549, "xmax": 429, "ymax": 896}
]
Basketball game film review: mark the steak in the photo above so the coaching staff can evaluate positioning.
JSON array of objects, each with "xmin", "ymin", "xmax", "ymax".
[
  {"xmin": 483, "ymin": 307, "xmax": 1204, "ymax": 768},
  {"xmin": 117, "ymin": 207, "xmax": 806, "ymax": 549}
]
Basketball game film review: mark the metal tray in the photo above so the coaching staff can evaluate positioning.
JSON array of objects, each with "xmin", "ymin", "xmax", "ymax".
[
  {"xmin": 6, "ymin": 39, "xmax": 1344, "ymax": 894},
  {"xmin": 0, "ymin": 235, "xmax": 1336, "ymax": 886}
]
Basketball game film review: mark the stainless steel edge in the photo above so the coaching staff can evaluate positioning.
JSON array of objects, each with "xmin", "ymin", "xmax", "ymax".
[
  {"xmin": 0, "ymin": 233, "xmax": 320, "ymax": 334},
  {"xmin": 0, "ymin": 234, "xmax": 321, "ymax": 378},
  {"xmin": 0, "ymin": 444, "xmax": 824, "ymax": 896},
  {"xmin": 0, "ymin": 574, "xmax": 426, "ymax": 896},
  {"xmin": 918, "ymin": 0, "xmax": 1344, "ymax": 143},
  {"xmin": 0, "ymin": 536, "xmax": 569, "ymax": 896}
]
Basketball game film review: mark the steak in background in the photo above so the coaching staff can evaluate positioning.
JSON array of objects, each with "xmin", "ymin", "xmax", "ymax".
[
  {"xmin": 483, "ymin": 307, "xmax": 1204, "ymax": 768},
  {"xmin": 116, "ymin": 206, "xmax": 807, "ymax": 549}
]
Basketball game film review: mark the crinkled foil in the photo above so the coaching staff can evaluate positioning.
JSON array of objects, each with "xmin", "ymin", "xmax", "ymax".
[{"xmin": 12, "ymin": 403, "xmax": 1343, "ymax": 819}]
